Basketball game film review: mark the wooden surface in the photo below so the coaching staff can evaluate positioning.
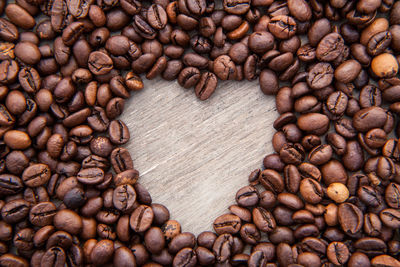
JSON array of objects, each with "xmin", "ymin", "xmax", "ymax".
[{"xmin": 121, "ymin": 77, "xmax": 277, "ymax": 236}]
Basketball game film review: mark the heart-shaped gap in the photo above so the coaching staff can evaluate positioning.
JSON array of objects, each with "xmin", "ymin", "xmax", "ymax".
[{"xmin": 121, "ymin": 77, "xmax": 277, "ymax": 235}]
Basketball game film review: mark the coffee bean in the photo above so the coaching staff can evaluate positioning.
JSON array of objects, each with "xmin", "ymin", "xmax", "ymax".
[
  {"xmin": 88, "ymin": 51, "xmax": 113, "ymax": 75},
  {"xmin": 113, "ymin": 184, "xmax": 136, "ymax": 212},
  {"xmin": 299, "ymin": 178, "xmax": 323, "ymax": 204},
  {"xmin": 248, "ymin": 31, "xmax": 275, "ymax": 54},
  {"xmin": 147, "ymin": 4, "xmax": 167, "ymax": 30},
  {"xmin": 29, "ymin": 201, "xmax": 57, "ymax": 226},
  {"xmin": 130, "ymin": 205, "xmax": 154, "ymax": 232},
  {"xmin": 307, "ymin": 62, "xmax": 334, "ymax": 90},
  {"xmin": 213, "ymin": 214, "xmax": 241, "ymax": 235},
  {"xmin": 213, "ymin": 55, "xmax": 237, "ymax": 80},
  {"xmin": 235, "ymin": 185, "xmax": 259, "ymax": 207},
  {"xmin": 260, "ymin": 169, "xmax": 284, "ymax": 194},
  {"xmin": 5, "ymin": 4, "xmax": 35, "ymax": 29},
  {"xmin": 380, "ymin": 208, "xmax": 400, "ymax": 229},
  {"xmin": 22, "ymin": 163, "xmax": 51, "ymax": 187},
  {"xmin": 371, "ymin": 255, "xmax": 400, "ymax": 266},
  {"xmin": 338, "ymin": 203, "xmax": 363, "ymax": 235},
  {"xmin": 327, "ymin": 183, "xmax": 349, "ymax": 203},
  {"xmin": 223, "ymin": 0, "xmax": 250, "ymax": 15},
  {"xmin": 279, "ymin": 143, "xmax": 305, "ymax": 165},
  {"xmin": 288, "ymin": 0, "xmax": 311, "ymax": 21},
  {"xmin": 0, "ymin": 18, "xmax": 19, "ymax": 42},
  {"xmin": 4, "ymin": 130, "xmax": 31, "ymax": 150},
  {"xmin": 62, "ymin": 21, "xmax": 84, "ymax": 46},
  {"xmin": 195, "ymin": 71, "xmax": 217, "ymax": 100},
  {"xmin": 252, "ymin": 207, "xmax": 276, "ymax": 232},
  {"xmin": 1, "ymin": 199, "xmax": 29, "ymax": 223},
  {"xmin": 268, "ymin": 15, "xmax": 297, "ymax": 39},
  {"xmin": 77, "ymin": 167, "xmax": 104, "ymax": 185}
]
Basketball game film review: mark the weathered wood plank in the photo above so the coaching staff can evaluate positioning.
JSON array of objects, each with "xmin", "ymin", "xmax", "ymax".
[{"xmin": 121, "ymin": 77, "xmax": 277, "ymax": 235}]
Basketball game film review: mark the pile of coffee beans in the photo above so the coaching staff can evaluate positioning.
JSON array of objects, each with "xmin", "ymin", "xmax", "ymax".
[{"xmin": 0, "ymin": 0, "xmax": 399, "ymax": 266}]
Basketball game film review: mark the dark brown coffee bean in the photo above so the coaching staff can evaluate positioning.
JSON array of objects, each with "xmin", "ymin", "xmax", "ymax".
[
  {"xmin": 62, "ymin": 22, "xmax": 84, "ymax": 46},
  {"xmin": 260, "ymin": 169, "xmax": 284, "ymax": 194},
  {"xmin": 132, "ymin": 15, "xmax": 156, "ymax": 39},
  {"xmin": 213, "ymin": 55, "xmax": 236, "ymax": 80},
  {"xmin": 338, "ymin": 203, "xmax": 363, "ymax": 235},
  {"xmin": 177, "ymin": 67, "xmax": 200, "ymax": 89},
  {"xmin": 88, "ymin": 51, "xmax": 113, "ymax": 75},
  {"xmin": 252, "ymin": 207, "xmax": 276, "ymax": 233},
  {"xmin": 147, "ymin": 4, "xmax": 167, "ymax": 30},
  {"xmin": 223, "ymin": 0, "xmax": 250, "ymax": 15},
  {"xmin": 172, "ymin": 247, "xmax": 197, "ymax": 267},
  {"xmin": 162, "ymin": 59, "xmax": 183, "ymax": 81},
  {"xmin": 335, "ymin": 59, "xmax": 362, "ymax": 83},
  {"xmin": 288, "ymin": 0, "xmax": 311, "ymax": 21},
  {"xmin": 353, "ymin": 106, "xmax": 388, "ymax": 132},
  {"xmin": 22, "ymin": 164, "xmax": 51, "ymax": 187},
  {"xmin": 380, "ymin": 208, "xmax": 400, "ymax": 229},
  {"xmin": 29, "ymin": 201, "xmax": 57, "ymax": 226},
  {"xmin": 282, "ymin": 164, "xmax": 300, "ymax": 193},
  {"xmin": 316, "ymin": 33, "xmax": 344, "ymax": 61},
  {"xmin": 113, "ymin": 184, "xmax": 136, "ymax": 212},
  {"xmin": 0, "ymin": 18, "xmax": 19, "ymax": 42},
  {"xmin": 0, "ymin": 59, "xmax": 18, "ymax": 85},
  {"xmin": 90, "ymin": 239, "xmax": 114, "ymax": 265},
  {"xmin": 279, "ymin": 143, "xmax": 305, "ymax": 165},
  {"xmin": 268, "ymin": 15, "xmax": 297, "ymax": 39},
  {"xmin": 0, "ymin": 173, "xmax": 23, "ymax": 195},
  {"xmin": 212, "ymin": 233, "xmax": 233, "ymax": 264},
  {"xmin": 248, "ymin": 31, "xmax": 275, "ymax": 54},
  {"xmin": 41, "ymin": 246, "xmax": 66, "ymax": 266},
  {"xmin": 299, "ymin": 178, "xmax": 323, "ymax": 204},
  {"xmin": 213, "ymin": 214, "xmax": 241, "ymax": 235},
  {"xmin": 307, "ymin": 62, "xmax": 334, "ymax": 90},
  {"xmin": 1, "ymin": 199, "xmax": 29, "ymax": 223},
  {"xmin": 5, "ymin": 4, "xmax": 35, "ymax": 29},
  {"xmin": 195, "ymin": 71, "xmax": 217, "ymax": 101},
  {"xmin": 77, "ymin": 167, "xmax": 104, "ymax": 185},
  {"xmin": 130, "ymin": 205, "xmax": 153, "ymax": 232}
]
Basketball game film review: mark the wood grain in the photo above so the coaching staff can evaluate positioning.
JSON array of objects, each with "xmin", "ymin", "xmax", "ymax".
[{"xmin": 121, "ymin": 77, "xmax": 277, "ymax": 236}]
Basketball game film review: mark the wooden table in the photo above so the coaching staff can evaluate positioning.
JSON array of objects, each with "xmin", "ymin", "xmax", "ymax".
[{"xmin": 121, "ymin": 77, "xmax": 277, "ymax": 236}]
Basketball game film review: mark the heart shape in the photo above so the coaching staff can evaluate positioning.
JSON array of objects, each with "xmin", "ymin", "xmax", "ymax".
[{"xmin": 122, "ymin": 78, "xmax": 277, "ymax": 235}]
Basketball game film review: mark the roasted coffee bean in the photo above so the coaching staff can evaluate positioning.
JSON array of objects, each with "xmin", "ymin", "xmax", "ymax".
[
  {"xmin": 88, "ymin": 51, "xmax": 113, "ymax": 75},
  {"xmin": 130, "ymin": 205, "xmax": 154, "ymax": 232},
  {"xmin": 0, "ymin": 18, "xmax": 18, "ymax": 42},
  {"xmin": 260, "ymin": 169, "xmax": 284, "ymax": 194},
  {"xmin": 147, "ymin": 4, "xmax": 167, "ymax": 30},
  {"xmin": 307, "ymin": 62, "xmax": 334, "ymax": 90},
  {"xmin": 62, "ymin": 22, "xmax": 84, "ymax": 46},
  {"xmin": 213, "ymin": 214, "xmax": 241, "ymax": 235},
  {"xmin": 338, "ymin": 203, "xmax": 363, "ymax": 235},
  {"xmin": 268, "ymin": 15, "xmax": 297, "ymax": 39},
  {"xmin": 380, "ymin": 208, "xmax": 400, "ymax": 229},
  {"xmin": 113, "ymin": 184, "xmax": 136, "ymax": 212},
  {"xmin": 29, "ymin": 201, "xmax": 57, "ymax": 226},
  {"xmin": 252, "ymin": 207, "xmax": 276, "ymax": 232},
  {"xmin": 77, "ymin": 167, "xmax": 104, "ymax": 185},
  {"xmin": 279, "ymin": 143, "xmax": 305, "ymax": 165},
  {"xmin": 223, "ymin": 0, "xmax": 250, "ymax": 15},
  {"xmin": 144, "ymin": 227, "xmax": 165, "ymax": 255},
  {"xmin": 299, "ymin": 178, "xmax": 323, "ymax": 204},
  {"xmin": 195, "ymin": 71, "xmax": 217, "ymax": 100},
  {"xmin": 1, "ymin": 199, "xmax": 30, "ymax": 223},
  {"xmin": 22, "ymin": 164, "xmax": 51, "ymax": 187}
]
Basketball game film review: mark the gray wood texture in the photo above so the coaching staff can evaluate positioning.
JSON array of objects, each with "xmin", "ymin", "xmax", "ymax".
[{"xmin": 121, "ymin": 77, "xmax": 277, "ymax": 236}]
